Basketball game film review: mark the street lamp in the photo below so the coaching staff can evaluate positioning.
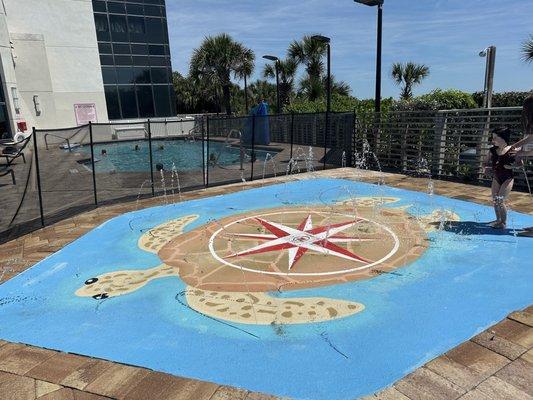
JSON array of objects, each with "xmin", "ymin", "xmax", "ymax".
[
  {"xmin": 479, "ymin": 46, "xmax": 496, "ymax": 108},
  {"xmin": 311, "ymin": 35, "xmax": 331, "ymax": 170},
  {"xmin": 262, "ymin": 55, "xmax": 281, "ymax": 113},
  {"xmin": 244, "ymin": 74, "xmax": 249, "ymax": 113},
  {"xmin": 354, "ymin": 0, "xmax": 383, "ymax": 113}
]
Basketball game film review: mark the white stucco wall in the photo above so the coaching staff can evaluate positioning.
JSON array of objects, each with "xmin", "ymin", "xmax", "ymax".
[{"xmin": 2, "ymin": 0, "xmax": 108, "ymax": 129}]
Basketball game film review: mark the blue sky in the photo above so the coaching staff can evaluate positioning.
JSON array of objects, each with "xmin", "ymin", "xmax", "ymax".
[{"xmin": 166, "ymin": 0, "xmax": 533, "ymax": 99}]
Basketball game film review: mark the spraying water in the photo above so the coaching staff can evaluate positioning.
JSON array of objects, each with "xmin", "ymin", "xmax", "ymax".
[
  {"xmin": 261, "ymin": 153, "xmax": 277, "ymax": 185},
  {"xmin": 170, "ymin": 162, "xmax": 182, "ymax": 202},
  {"xmin": 160, "ymin": 169, "xmax": 167, "ymax": 204}
]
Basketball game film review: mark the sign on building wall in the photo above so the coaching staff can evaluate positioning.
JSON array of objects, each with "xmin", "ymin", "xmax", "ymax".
[{"xmin": 74, "ymin": 103, "xmax": 98, "ymax": 126}]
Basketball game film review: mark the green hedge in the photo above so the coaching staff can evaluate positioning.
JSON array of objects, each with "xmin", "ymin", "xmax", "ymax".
[
  {"xmin": 285, "ymin": 94, "xmax": 393, "ymax": 114},
  {"xmin": 390, "ymin": 89, "xmax": 477, "ymax": 111},
  {"xmin": 472, "ymin": 91, "xmax": 532, "ymax": 107}
]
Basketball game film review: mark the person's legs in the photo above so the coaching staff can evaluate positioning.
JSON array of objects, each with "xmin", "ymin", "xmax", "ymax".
[
  {"xmin": 490, "ymin": 179, "xmax": 502, "ymax": 225},
  {"xmin": 494, "ymin": 178, "xmax": 514, "ymax": 228}
]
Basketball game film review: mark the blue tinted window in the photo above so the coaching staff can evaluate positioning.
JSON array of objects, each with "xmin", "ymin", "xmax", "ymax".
[
  {"xmin": 115, "ymin": 55, "xmax": 133, "ymax": 65},
  {"xmin": 101, "ymin": 67, "xmax": 117, "ymax": 84},
  {"xmin": 127, "ymin": 16, "xmax": 145, "ymax": 42},
  {"xmin": 116, "ymin": 67, "xmax": 134, "ymax": 84},
  {"xmin": 98, "ymin": 42, "xmax": 112, "ymax": 54},
  {"xmin": 94, "ymin": 14, "xmax": 110, "ymax": 41},
  {"xmin": 153, "ymin": 85, "xmax": 171, "ymax": 117},
  {"xmin": 104, "ymin": 86, "xmax": 121, "ymax": 119},
  {"xmin": 149, "ymin": 45, "xmax": 165, "ymax": 55},
  {"xmin": 109, "ymin": 15, "xmax": 128, "ymax": 42},
  {"xmin": 151, "ymin": 68, "xmax": 167, "ymax": 83},
  {"xmin": 100, "ymin": 54, "xmax": 114, "ymax": 65},
  {"xmin": 119, "ymin": 86, "xmax": 138, "ymax": 118},
  {"xmin": 113, "ymin": 43, "xmax": 131, "ymax": 54},
  {"xmin": 92, "ymin": 0, "xmax": 106, "ymax": 13},
  {"xmin": 107, "ymin": 2, "xmax": 126, "ymax": 14},
  {"xmin": 134, "ymin": 67, "xmax": 150, "ymax": 83},
  {"xmin": 145, "ymin": 18, "xmax": 164, "ymax": 43},
  {"xmin": 144, "ymin": 5, "xmax": 161, "ymax": 16},
  {"xmin": 136, "ymin": 85, "xmax": 154, "ymax": 117},
  {"xmin": 126, "ymin": 4, "xmax": 144, "ymax": 15},
  {"xmin": 133, "ymin": 56, "xmax": 150, "ymax": 66},
  {"xmin": 149, "ymin": 56, "xmax": 168, "ymax": 66},
  {"xmin": 132, "ymin": 44, "xmax": 148, "ymax": 54}
]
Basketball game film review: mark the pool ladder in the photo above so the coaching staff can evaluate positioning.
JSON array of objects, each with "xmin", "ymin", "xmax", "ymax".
[{"xmin": 213, "ymin": 129, "xmax": 245, "ymax": 170}]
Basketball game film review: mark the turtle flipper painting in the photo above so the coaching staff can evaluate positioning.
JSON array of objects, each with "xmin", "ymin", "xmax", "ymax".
[{"xmin": 0, "ymin": 179, "xmax": 532, "ymax": 400}]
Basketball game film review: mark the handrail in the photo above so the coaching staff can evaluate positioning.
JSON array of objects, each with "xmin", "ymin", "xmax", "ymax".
[
  {"xmin": 44, "ymin": 133, "xmax": 72, "ymax": 151},
  {"xmin": 225, "ymin": 129, "xmax": 245, "ymax": 171},
  {"xmin": 43, "ymin": 126, "xmax": 87, "ymax": 151},
  {"xmin": 210, "ymin": 129, "xmax": 245, "ymax": 170}
]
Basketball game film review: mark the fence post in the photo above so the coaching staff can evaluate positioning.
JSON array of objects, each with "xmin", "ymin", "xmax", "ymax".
[
  {"xmin": 32, "ymin": 127, "xmax": 45, "ymax": 227},
  {"xmin": 351, "ymin": 109, "xmax": 357, "ymax": 168},
  {"xmin": 88, "ymin": 122, "xmax": 98, "ymax": 205},
  {"xmin": 250, "ymin": 114, "xmax": 256, "ymax": 181},
  {"xmin": 477, "ymin": 109, "xmax": 492, "ymax": 181},
  {"xmin": 201, "ymin": 116, "xmax": 206, "ymax": 187},
  {"xmin": 206, "ymin": 116, "xmax": 210, "ymax": 188},
  {"xmin": 433, "ymin": 111, "xmax": 447, "ymax": 177},
  {"xmin": 323, "ymin": 111, "xmax": 329, "ymax": 170},
  {"xmin": 147, "ymin": 119, "xmax": 155, "ymax": 196},
  {"xmin": 289, "ymin": 113, "xmax": 294, "ymax": 173}
]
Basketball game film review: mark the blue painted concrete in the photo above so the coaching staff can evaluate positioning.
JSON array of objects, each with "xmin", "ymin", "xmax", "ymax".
[{"xmin": 0, "ymin": 178, "xmax": 532, "ymax": 399}]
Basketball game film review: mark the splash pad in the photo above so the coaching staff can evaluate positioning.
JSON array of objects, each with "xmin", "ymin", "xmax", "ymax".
[{"xmin": 0, "ymin": 178, "xmax": 532, "ymax": 399}]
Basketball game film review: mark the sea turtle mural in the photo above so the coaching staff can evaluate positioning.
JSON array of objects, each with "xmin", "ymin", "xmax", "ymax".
[{"xmin": 76, "ymin": 198, "xmax": 458, "ymax": 325}]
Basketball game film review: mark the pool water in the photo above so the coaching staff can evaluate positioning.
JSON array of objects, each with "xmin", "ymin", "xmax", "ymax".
[
  {"xmin": 0, "ymin": 179, "xmax": 532, "ymax": 399},
  {"xmin": 79, "ymin": 139, "xmax": 280, "ymax": 172}
]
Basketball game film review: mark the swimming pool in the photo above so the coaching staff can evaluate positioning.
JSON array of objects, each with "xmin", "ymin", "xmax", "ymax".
[
  {"xmin": 0, "ymin": 178, "xmax": 531, "ymax": 399},
  {"xmin": 79, "ymin": 139, "xmax": 281, "ymax": 172}
]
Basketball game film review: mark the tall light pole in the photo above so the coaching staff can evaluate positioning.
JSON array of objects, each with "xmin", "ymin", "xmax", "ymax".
[
  {"xmin": 244, "ymin": 74, "xmax": 249, "ymax": 113},
  {"xmin": 479, "ymin": 46, "xmax": 496, "ymax": 108},
  {"xmin": 262, "ymin": 55, "xmax": 281, "ymax": 113},
  {"xmin": 354, "ymin": 0, "xmax": 383, "ymax": 113},
  {"xmin": 311, "ymin": 35, "xmax": 331, "ymax": 170}
]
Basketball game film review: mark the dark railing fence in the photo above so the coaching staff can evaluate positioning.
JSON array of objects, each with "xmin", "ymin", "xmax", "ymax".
[
  {"xmin": 1, "ymin": 112, "xmax": 353, "ymax": 243},
  {"xmin": 1, "ymin": 107, "xmax": 530, "ymax": 243},
  {"xmin": 354, "ymin": 106, "xmax": 531, "ymax": 191}
]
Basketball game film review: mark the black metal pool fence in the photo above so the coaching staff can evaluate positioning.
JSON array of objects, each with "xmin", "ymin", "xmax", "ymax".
[
  {"xmin": 1, "ymin": 107, "xmax": 530, "ymax": 243},
  {"xmin": 0, "ymin": 112, "xmax": 353, "ymax": 242}
]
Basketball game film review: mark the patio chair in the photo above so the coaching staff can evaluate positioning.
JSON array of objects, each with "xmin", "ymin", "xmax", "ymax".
[
  {"xmin": 0, "ymin": 165, "xmax": 15, "ymax": 185},
  {"xmin": 1, "ymin": 134, "xmax": 31, "ymax": 165}
]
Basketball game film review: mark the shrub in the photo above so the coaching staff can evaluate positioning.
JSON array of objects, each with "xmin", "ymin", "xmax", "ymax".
[
  {"xmin": 472, "ymin": 91, "xmax": 533, "ymax": 107},
  {"xmin": 391, "ymin": 89, "xmax": 477, "ymax": 111},
  {"xmin": 285, "ymin": 95, "xmax": 393, "ymax": 114}
]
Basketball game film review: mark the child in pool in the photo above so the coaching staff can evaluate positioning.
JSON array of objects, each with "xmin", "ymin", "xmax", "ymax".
[{"xmin": 483, "ymin": 127, "xmax": 519, "ymax": 229}]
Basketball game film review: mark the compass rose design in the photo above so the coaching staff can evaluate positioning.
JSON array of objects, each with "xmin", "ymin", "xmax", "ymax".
[{"xmin": 226, "ymin": 215, "xmax": 376, "ymax": 270}]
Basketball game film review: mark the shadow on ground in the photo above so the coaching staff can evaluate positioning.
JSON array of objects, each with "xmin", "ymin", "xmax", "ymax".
[{"xmin": 431, "ymin": 221, "xmax": 533, "ymax": 237}]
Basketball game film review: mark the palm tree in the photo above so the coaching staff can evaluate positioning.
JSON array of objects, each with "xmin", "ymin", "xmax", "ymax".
[
  {"xmin": 189, "ymin": 33, "xmax": 255, "ymax": 115},
  {"xmin": 391, "ymin": 62, "xmax": 430, "ymax": 99},
  {"xmin": 288, "ymin": 35, "xmax": 328, "ymax": 100},
  {"xmin": 235, "ymin": 48, "xmax": 255, "ymax": 112},
  {"xmin": 298, "ymin": 75, "xmax": 351, "ymax": 99},
  {"xmin": 521, "ymin": 35, "xmax": 533, "ymax": 63},
  {"xmin": 248, "ymin": 80, "xmax": 277, "ymax": 108},
  {"xmin": 263, "ymin": 58, "xmax": 298, "ymax": 110},
  {"xmin": 172, "ymin": 72, "xmax": 193, "ymax": 111}
]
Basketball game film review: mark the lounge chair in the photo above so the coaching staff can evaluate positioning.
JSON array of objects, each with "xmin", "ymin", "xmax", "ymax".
[
  {"xmin": 0, "ymin": 165, "xmax": 15, "ymax": 184},
  {"xmin": 1, "ymin": 135, "xmax": 31, "ymax": 164}
]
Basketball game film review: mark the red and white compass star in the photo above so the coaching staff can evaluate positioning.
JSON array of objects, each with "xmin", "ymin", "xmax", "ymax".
[{"xmin": 226, "ymin": 215, "xmax": 375, "ymax": 270}]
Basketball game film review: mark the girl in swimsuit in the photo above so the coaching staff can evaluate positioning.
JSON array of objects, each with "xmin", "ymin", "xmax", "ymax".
[{"xmin": 484, "ymin": 127, "xmax": 517, "ymax": 229}]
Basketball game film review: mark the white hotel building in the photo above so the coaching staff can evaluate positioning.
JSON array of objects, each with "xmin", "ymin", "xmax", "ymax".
[{"xmin": 0, "ymin": 0, "xmax": 175, "ymax": 138}]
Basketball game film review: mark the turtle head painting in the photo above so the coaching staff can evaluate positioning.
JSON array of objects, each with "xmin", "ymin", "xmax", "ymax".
[{"xmin": 76, "ymin": 197, "xmax": 458, "ymax": 325}]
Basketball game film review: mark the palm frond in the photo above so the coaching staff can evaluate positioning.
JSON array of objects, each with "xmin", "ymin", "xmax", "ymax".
[{"xmin": 521, "ymin": 35, "xmax": 533, "ymax": 63}]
